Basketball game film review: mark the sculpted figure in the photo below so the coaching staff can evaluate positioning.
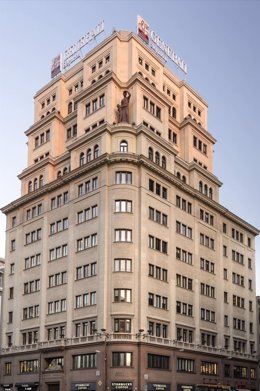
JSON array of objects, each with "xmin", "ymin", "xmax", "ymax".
[{"xmin": 119, "ymin": 91, "xmax": 131, "ymax": 123}]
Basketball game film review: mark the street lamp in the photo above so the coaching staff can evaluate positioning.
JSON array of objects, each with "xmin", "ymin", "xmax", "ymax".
[{"xmin": 95, "ymin": 329, "xmax": 110, "ymax": 391}]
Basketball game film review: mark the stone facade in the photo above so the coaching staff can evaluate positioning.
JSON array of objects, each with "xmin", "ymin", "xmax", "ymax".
[{"xmin": 0, "ymin": 30, "xmax": 258, "ymax": 391}]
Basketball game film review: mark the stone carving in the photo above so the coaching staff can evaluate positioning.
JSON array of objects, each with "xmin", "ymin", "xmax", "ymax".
[{"xmin": 118, "ymin": 91, "xmax": 131, "ymax": 123}]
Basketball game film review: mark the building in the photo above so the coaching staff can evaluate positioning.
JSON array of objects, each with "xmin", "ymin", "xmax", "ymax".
[
  {"xmin": 0, "ymin": 29, "xmax": 259, "ymax": 391},
  {"xmin": 0, "ymin": 258, "xmax": 4, "ymax": 344}
]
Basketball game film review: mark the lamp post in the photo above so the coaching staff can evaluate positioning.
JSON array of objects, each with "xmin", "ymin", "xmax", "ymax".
[{"xmin": 94, "ymin": 329, "xmax": 110, "ymax": 391}]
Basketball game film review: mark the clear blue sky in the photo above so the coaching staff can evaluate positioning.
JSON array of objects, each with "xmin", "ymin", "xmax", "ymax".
[{"xmin": 0, "ymin": 0, "xmax": 259, "ymax": 291}]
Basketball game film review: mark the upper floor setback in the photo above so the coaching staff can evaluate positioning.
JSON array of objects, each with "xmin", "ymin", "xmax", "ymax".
[{"xmin": 24, "ymin": 31, "xmax": 211, "ymax": 163}]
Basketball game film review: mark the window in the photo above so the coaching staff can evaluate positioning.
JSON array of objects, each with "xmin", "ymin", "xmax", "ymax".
[
  {"xmin": 49, "ymin": 244, "xmax": 68, "ymax": 260},
  {"xmin": 148, "ymin": 354, "xmax": 169, "ymax": 369},
  {"xmin": 75, "ymin": 291, "xmax": 96, "ymax": 308},
  {"xmin": 176, "ymin": 247, "xmax": 193, "ymax": 265},
  {"xmin": 4, "ymin": 362, "xmax": 12, "ymax": 375},
  {"xmin": 115, "ymin": 229, "xmax": 132, "ymax": 242},
  {"xmin": 20, "ymin": 360, "xmax": 39, "ymax": 373},
  {"xmin": 200, "ymin": 209, "xmax": 214, "ymax": 226},
  {"xmin": 79, "ymin": 152, "xmax": 85, "ymax": 166},
  {"xmin": 200, "ymin": 233, "xmax": 215, "ymax": 250},
  {"xmin": 148, "ymin": 293, "xmax": 168, "ymax": 310},
  {"xmin": 114, "ymin": 319, "xmax": 131, "ymax": 333},
  {"xmin": 176, "ymin": 274, "xmax": 193, "ymax": 290},
  {"xmin": 76, "ymin": 262, "xmax": 97, "ymax": 280},
  {"xmin": 23, "ymin": 305, "xmax": 39, "ymax": 319},
  {"xmin": 148, "ymin": 263, "xmax": 167, "ymax": 282},
  {"xmin": 94, "ymin": 145, "xmax": 99, "ymax": 158},
  {"xmin": 201, "ymin": 283, "xmax": 215, "ymax": 298},
  {"xmin": 200, "ymin": 361, "xmax": 218, "ymax": 375},
  {"xmin": 201, "ymin": 308, "xmax": 216, "ymax": 322},
  {"xmin": 120, "ymin": 140, "xmax": 128, "ymax": 152},
  {"xmin": 148, "ymin": 235, "xmax": 168, "ymax": 254},
  {"xmin": 177, "ymin": 358, "xmax": 195, "ymax": 373},
  {"xmin": 200, "ymin": 257, "xmax": 214, "ymax": 273},
  {"xmin": 112, "ymin": 352, "xmax": 132, "ymax": 367},
  {"xmin": 232, "ymin": 250, "xmax": 244, "ymax": 264},
  {"xmin": 114, "ymin": 289, "xmax": 132, "ymax": 302},
  {"xmin": 149, "ymin": 207, "xmax": 167, "ymax": 226},
  {"xmin": 115, "ymin": 171, "xmax": 132, "ymax": 184},
  {"xmin": 77, "ymin": 205, "xmax": 98, "ymax": 223},
  {"xmin": 76, "ymin": 234, "xmax": 97, "ymax": 251},
  {"xmin": 25, "ymin": 253, "xmax": 41, "ymax": 269},
  {"xmin": 176, "ymin": 327, "xmax": 193, "ymax": 343},
  {"xmin": 176, "ymin": 301, "xmax": 193, "ymax": 316},
  {"xmin": 48, "ymin": 299, "xmax": 66, "ymax": 314},
  {"xmin": 176, "ymin": 221, "xmax": 192, "ymax": 239},
  {"xmin": 73, "ymin": 353, "xmax": 96, "ymax": 369},
  {"xmin": 10, "ymin": 239, "xmax": 16, "ymax": 251},
  {"xmin": 114, "ymin": 258, "xmax": 132, "ymax": 272},
  {"xmin": 115, "ymin": 200, "xmax": 132, "ymax": 213},
  {"xmin": 176, "ymin": 196, "xmax": 192, "ymax": 214}
]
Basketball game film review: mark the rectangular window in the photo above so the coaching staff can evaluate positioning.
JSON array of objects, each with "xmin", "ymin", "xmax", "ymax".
[
  {"xmin": 73, "ymin": 353, "xmax": 96, "ymax": 369},
  {"xmin": 115, "ymin": 229, "xmax": 132, "ymax": 242},
  {"xmin": 177, "ymin": 358, "xmax": 195, "ymax": 373},
  {"xmin": 115, "ymin": 171, "xmax": 132, "ymax": 184},
  {"xmin": 115, "ymin": 200, "xmax": 132, "ymax": 213},
  {"xmin": 148, "ymin": 354, "xmax": 169, "ymax": 369},
  {"xmin": 112, "ymin": 352, "xmax": 132, "ymax": 367},
  {"xmin": 114, "ymin": 258, "xmax": 132, "ymax": 272},
  {"xmin": 114, "ymin": 289, "xmax": 132, "ymax": 303}
]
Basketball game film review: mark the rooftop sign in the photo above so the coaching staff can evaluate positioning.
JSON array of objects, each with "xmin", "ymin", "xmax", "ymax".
[
  {"xmin": 51, "ymin": 20, "xmax": 105, "ymax": 78},
  {"xmin": 137, "ymin": 15, "xmax": 187, "ymax": 74}
]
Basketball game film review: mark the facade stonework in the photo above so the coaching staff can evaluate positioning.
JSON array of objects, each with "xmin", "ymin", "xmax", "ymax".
[{"xmin": 0, "ymin": 30, "xmax": 258, "ymax": 391}]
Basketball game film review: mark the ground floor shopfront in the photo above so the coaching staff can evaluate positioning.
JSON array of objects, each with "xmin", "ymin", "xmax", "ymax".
[{"xmin": 0, "ymin": 340, "xmax": 258, "ymax": 391}]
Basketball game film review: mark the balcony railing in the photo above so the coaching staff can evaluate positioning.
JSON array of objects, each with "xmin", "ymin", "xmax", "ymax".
[{"xmin": 0, "ymin": 333, "xmax": 257, "ymax": 362}]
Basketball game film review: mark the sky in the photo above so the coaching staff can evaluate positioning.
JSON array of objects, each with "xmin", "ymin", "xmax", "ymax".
[{"xmin": 0, "ymin": 0, "xmax": 259, "ymax": 291}]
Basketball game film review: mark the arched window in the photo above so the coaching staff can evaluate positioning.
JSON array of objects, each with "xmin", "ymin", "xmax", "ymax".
[
  {"xmin": 176, "ymin": 172, "xmax": 181, "ymax": 179},
  {"xmin": 209, "ymin": 187, "xmax": 213, "ymax": 199},
  {"xmin": 204, "ymin": 184, "xmax": 208, "ymax": 196},
  {"xmin": 120, "ymin": 140, "xmax": 128, "ymax": 153},
  {"xmin": 63, "ymin": 167, "xmax": 68, "ymax": 175},
  {"xmin": 91, "ymin": 79, "xmax": 96, "ymax": 85},
  {"xmin": 148, "ymin": 147, "xmax": 153, "ymax": 161},
  {"xmin": 94, "ymin": 145, "xmax": 100, "ymax": 158},
  {"xmin": 79, "ymin": 152, "xmax": 85, "ymax": 166},
  {"xmin": 172, "ymin": 107, "xmax": 176, "ymax": 119},
  {"xmin": 33, "ymin": 178, "xmax": 38, "ymax": 190},
  {"xmin": 155, "ymin": 151, "xmax": 160, "ymax": 165},
  {"xmin": 199, "ymin": 181, "xmax": 203, "ymax": 193},
  {"xmin": 68, "ymin": 102, "xmax": 73, "ymax": 114},
  {"xmin": 87, "ymin": 148, "xmax": 92, "ymax": 162},
  {"xmin": 57, "ymin": 171, "xmax": 62, "ymax": 178},
  {"xmin": 138, "ymin": 71, "xmax": 143, "ymax": 77},
  {"xmin": 161, "ymin": 156, "xmax": 166, "ymax": 169},
  {"xmin": 182, "ymin": 175, "xmax": 186, "ymax": 183},
  {"xmin": 28, "ymin": 181, "xmax": 32, "ymax": 193},
  {"xmin": 39, "ymin": 175, "xmax": 44, "ymax": 187}
]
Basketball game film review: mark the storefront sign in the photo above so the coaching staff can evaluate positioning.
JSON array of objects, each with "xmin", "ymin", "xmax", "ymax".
[
  {"xmin": 51, "ymin": 20, "xmax": 105, "ymax": 78},
  {"xmin": 148, "ymin": 384, "xmax": 170, "ymax": 391},
  {"xmin": 71, "ymin": 383, "xmax": 96, "ymax": 391},
  {"xmin": 111, "ymin": 383, "xmax": 132, "ymax": 391},
  {"xmin": 15, "ymin": 384, "xmax": 38, "ymax": 391},
  {"xmin": 137, "ymin": 15, "xmax": 187, "ymax": 74},
  {"xmin": 177, "ymin": 385, "xmax": 194, "ymax": 391},
  {"xmin": 1, "ymin": 385, "xmax": 13, "ymax": 391}
]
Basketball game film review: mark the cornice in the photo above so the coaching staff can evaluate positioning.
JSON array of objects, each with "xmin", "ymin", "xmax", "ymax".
[
  {"xmin": 25, "ymin": 111, "xmax": 65, "ymax": 136},
  {"xmin": 2, "ymin": 152, "xmax": 259, "ymax": 235},
  {"xmin": 180, "ymin": 117, "xmax": 216, "ymax": 144}
]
